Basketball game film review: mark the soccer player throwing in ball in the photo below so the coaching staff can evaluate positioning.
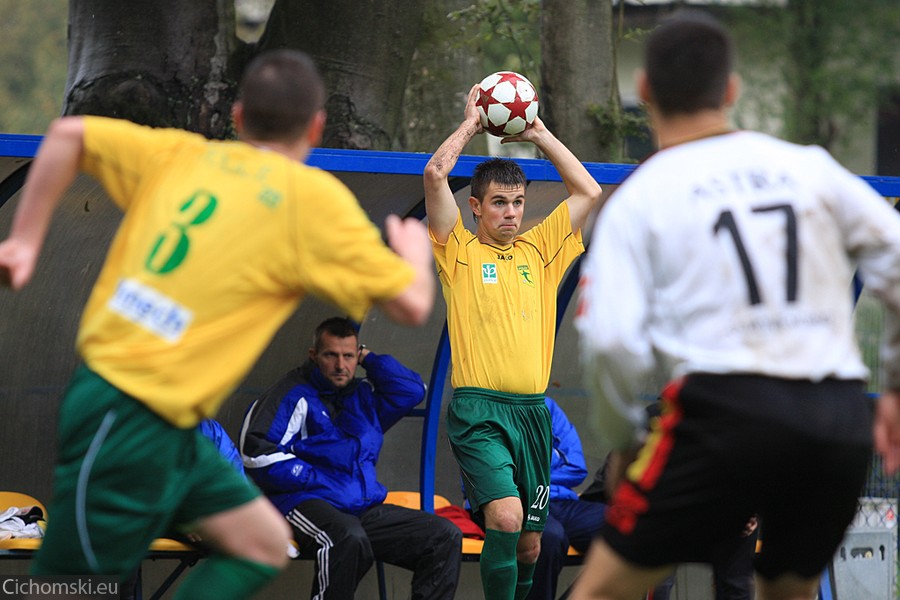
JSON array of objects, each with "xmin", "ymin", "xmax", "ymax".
[
  {"xmin": 424, "ymin": 84, "xmax": 602, "ymax": 600},
  {"xmin": 574, "ymin": 10, "xmax": 900, "ymax": 600}
]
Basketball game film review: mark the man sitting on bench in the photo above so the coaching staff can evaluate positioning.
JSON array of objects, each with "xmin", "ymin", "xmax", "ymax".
[{"xmin": 240, "ymin": 317, "xmax": 462, "ymax": 600}]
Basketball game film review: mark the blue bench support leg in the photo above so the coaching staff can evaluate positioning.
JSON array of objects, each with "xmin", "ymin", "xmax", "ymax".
[
  {"xmin": 817, "ymin": 563, "xmax": 835, "ymax": 600},
  {"xmin": 376, "ymin": 561, "xmax": 387, "ymax": 600}
]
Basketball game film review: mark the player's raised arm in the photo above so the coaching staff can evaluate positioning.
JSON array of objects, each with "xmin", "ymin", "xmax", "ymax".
[
  {"xmin": 503, "ymin": 117, "xmax": 603, "ymax": 233},
  {"xmin": 0, "ymin": 116, "xmax": 85, "ymax": 290},
  {"xmin": 423, "ymin": 84, "xmax": 483, "ymax": 244}
]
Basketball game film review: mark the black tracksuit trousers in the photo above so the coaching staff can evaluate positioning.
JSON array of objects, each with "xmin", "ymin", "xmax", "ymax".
[{"xmin": 288, "ymin": 498, "xmax": 462, "ymax": 600}]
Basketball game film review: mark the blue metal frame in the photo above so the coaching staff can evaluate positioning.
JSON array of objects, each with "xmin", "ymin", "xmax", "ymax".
[
  {"xmin": 306, "ymin": 147, "xmax": 637, "ymax": 185},
  {"xmin": 419, "ymin": 324, "xmax": 451, "ymax": 514},
  {"xmin": 817, "ymin": 563, "xmax": 836, "ymax": 600},
  {"xmin": 2, "ymin": 134, "xmax": 900, "ymax": 194},
  {"xmin": 0, "ymin": 134, "xmax": 42, "ymax": 158}
]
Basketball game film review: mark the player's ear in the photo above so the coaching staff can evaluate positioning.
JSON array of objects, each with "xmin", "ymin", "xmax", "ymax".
[
  {"xmin": 306, "ymin": 109, "xmax": 326, "ymax": 146},
  {"xmin": 308, "ymin": 347, "xmax": 317, "ymax": 362},
  {"xmin": 468, "ymin": 196, "xmax": 481, "ymax": 223},
  {"xmin": 231, "ymin": 101, "xmax": 245, "ymax": 134},
  {"xmin": 636, "ymin": 70, "xmax": 651, "ymax": 105},
  {"xmin": 724, "ymin": 73, "xmax": 741, "ymax": 108}
]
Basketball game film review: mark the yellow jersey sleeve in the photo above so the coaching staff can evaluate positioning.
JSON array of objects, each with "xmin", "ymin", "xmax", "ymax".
[
  {"xmin": 519, "ymin": 201, "xmax": 584, "ymax": 278},
  {"xmin": 291, "ymin": 171, "xmax": 416, "ymax": 321},
  {"xmin": 429, "ymin": 208, "xmax": 475, "ymax": 285}
]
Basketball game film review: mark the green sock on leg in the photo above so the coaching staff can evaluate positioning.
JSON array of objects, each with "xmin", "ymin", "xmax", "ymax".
[
  {"xmin": 481, "ymin": 528, "xmax": 520, "ymax": 600},
  {"xmin": 514, "ymin": 559, "xmax": 536, "ymax": 600},
  {"xmin": 172, "ymin": 555, "xmax": 279, "ymax": 600}
]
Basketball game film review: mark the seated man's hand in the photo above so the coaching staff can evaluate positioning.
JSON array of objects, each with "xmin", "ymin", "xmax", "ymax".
[{"xmin": 604, "ymin": 446, "xmax": 639, "ymax": 498}]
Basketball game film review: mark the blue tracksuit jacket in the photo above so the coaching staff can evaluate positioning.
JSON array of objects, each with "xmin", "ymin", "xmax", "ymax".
[
  {"xmin": 239, "ymin": 353, "xmax": 426, "ymax": 515},
  {"xmin": 546, "ymin": 397, "xmax": 589, "ymax": 501}
]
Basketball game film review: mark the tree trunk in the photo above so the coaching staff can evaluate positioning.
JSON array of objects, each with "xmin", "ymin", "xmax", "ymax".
[
  {"xmin": 783, "ymin": 0, "xmax": 834, "ymax": 148},
  {"xmin": 540, "ymin": 0, "xmax": 618, "ymax": 162},
  {"xmin": 259, "ymin": 0, "xmax": 425, "ymax": 150},
  {"xmin": 65, "ymin": 0, "xmax": 242, "ymax": 138},
  {"xmin": 401, "ymin": 0, "xmax": 486, "ymax": 154}
]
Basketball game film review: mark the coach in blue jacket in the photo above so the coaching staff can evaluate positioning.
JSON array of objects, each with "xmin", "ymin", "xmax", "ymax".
[{"xmin": 240, "ymin": 317, "xmax": 461, "ymax": 600}]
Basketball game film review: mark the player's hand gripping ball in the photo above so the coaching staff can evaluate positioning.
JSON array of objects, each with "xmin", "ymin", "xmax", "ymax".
[{"xmin": 476, "ymin": 71, "xmax": 539, "ymax": 137}]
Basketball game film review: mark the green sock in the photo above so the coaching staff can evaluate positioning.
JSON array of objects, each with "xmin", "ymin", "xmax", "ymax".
[
  {"xmin": 481, "ymin": 529, "xmax": 520, "ymax": 600},
  {"xmin": 172, "ymin": 555, "xmax": 279, "ymax": 600},
  {"xmin": 514, "ymin": 559, "xmax": 536, "ymax": 600}
]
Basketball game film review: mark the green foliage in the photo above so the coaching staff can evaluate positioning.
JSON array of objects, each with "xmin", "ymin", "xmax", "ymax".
[
  {"xmin": 855, "ymin": 288, "xmax": 886, "ymax": 394},
  {"xmin": 448, "ymin": 0, "xmax": 541, "ymax": 83},
  {"xmin": 587, "ymin": 101, "xmax": 648, "ymax": 163},
  {"xmin": 600, "ymin": 6, "xmax": 652, "ymax": 163},
  {"xmin": 0, "ymin": 0, "xmax": 68, "ymax": 134},
  {"xmin": 450, "ymin": 1, "xmax": 651, "ymax": 162},
  {"xmin": 729, "ymin": 0, "xmax": 900, "ymax": 151}
]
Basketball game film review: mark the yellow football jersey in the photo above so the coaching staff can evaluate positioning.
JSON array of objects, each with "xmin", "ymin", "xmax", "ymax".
[
  {"xmin": 430, "ymin": 202, "xmax": 583, "ymax": 394},
  {"xmin": 76, "ymin": 117, "xmax": 414, "ymax": 427}
]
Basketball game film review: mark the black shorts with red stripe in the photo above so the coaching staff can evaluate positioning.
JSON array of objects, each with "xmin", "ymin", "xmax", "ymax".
[{"xmin": 600, "ymin": 373, "xmax": 873, "ymax": 580}]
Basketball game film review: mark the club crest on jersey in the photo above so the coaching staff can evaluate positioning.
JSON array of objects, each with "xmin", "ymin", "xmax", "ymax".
[
  {"xmin": 517, "ymin": 265, "xmax": 534, "ymax": 287},
  {"xmin": 482, "ymin": 263, "xmax": 498, "ymax": 284}
]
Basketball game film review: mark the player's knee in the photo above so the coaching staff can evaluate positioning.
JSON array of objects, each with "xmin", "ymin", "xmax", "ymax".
[
  {"xmin": 483, "ymin": 497, "xmax": 524, "ymax": 533},
  {"xmin": 517, "ymin": 545, "xmax": 540, "ymax": 565},
  {"xmin": 517, "ymin": 533, "xmax": 541, "ymax": 564},
  {"xmin": 235, "ymin": 501, "xmax": 292, "ymax": 568},
  {"xmin": 219, "ymin": 521, "xmax": 291, "ymax": 569},
  {"xmin": 251, "ymin": 511, "xmax": 292, "ymax": 569},
  {"xmin": 756, "ymin": 572, "xmax": 818, "ymax": 600},
  {"xmin": 485, "ymin": 510, "xmax": 523, "ymax": 533}
]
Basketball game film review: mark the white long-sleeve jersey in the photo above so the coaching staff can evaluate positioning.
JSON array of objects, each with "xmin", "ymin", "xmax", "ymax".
[{"xmin": 575, "ymin": 131, "xmax": 900, "ymax": 450}]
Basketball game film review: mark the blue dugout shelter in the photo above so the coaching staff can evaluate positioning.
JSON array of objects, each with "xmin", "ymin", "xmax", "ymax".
[{"xmin": 1, "ymin": 132, "xmax": 899, "ymax": 520}]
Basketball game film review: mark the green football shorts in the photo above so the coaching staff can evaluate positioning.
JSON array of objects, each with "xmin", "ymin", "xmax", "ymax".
[
  {"xmin": 447, "ymin": 387, "xmax": 551, "ymax": 532},
  {"xmin": 33, "ymin": 364, "xmax": 258, "ymax": 578}
]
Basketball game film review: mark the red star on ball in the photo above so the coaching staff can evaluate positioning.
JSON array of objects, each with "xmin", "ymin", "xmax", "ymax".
[
  {"xmin": 478, "ymin": 72, "xmax": 534, "ymax": 121},
  {"xmin": 504, "ymin": 91, "xmax": 532, "ymax": 122},
  {"xmin": 477, "ymin": 87, "xmax": 496, "ymax": 111},
  {"xmin": 495, "ymin": 72, "xmax": 523, "ymax": 86}
]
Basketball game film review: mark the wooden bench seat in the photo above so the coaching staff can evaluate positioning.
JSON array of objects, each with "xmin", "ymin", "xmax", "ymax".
[{"xmin": 0, "ymin": 491, "xmax": 204, "ymax": 600}]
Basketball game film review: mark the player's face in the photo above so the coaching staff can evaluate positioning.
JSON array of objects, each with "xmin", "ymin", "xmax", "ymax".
[
  {"xmin": 474, "ymin": 182, "xmax": 525, "ymax": 244},
  {"xmin": 310, "ymin": 332, "xmax": 359, "ymax": 389}
]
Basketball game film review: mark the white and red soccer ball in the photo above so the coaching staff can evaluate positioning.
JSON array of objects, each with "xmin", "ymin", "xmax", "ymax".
[{"xmin": 475, "ymin": 71, "xmax": 539, "ymax": 137}]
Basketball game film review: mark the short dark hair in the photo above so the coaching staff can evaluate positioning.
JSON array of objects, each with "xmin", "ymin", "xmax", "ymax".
[
  {"xmin": 644, "ymin": 10, "xmax": 734, "ymax": 117},
  {"xmin": 470, "ymin": 158, "xmax": 527, "ymax": 202},
  {"xmin": 238, "ymin": 49, "xmax": 325, "ymax": 142},
  {"xmin": 313, "ymin": 317, "xmax": 358, "ymax": 351}
]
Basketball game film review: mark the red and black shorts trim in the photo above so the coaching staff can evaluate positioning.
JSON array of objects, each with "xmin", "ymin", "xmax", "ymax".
[{"xmin": 600, "ymin": 373, "xmax": 872, "ymax": 580}]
